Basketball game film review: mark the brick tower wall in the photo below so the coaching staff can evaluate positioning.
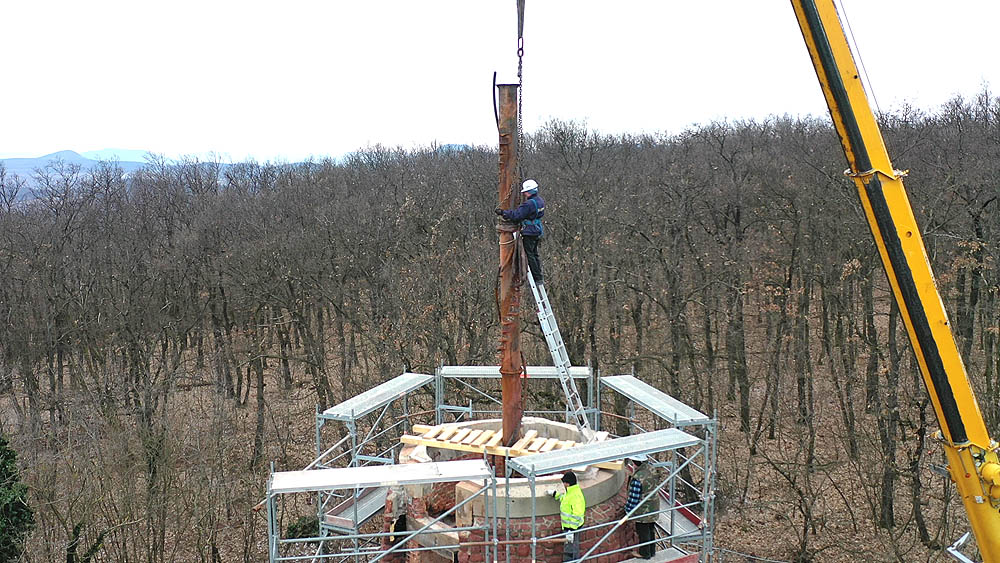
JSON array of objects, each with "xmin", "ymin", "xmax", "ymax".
[{"xmin": 456, "ymin": 479, "xmax": 635, "ymax": 563}]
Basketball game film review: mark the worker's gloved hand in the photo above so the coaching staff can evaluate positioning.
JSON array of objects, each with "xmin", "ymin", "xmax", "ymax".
[
  {"xmin": 547, "ymin": 489, "xmax": 557, "ymax": 499},
  {"xmin": 494, "ymin": 207, "xmax": 504, "ymax": 216}
]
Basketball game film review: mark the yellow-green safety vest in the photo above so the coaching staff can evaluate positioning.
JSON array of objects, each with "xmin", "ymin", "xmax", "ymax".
[{"xmin": 557, "ymin": 484, "xmax": 586, "ymax": 530}]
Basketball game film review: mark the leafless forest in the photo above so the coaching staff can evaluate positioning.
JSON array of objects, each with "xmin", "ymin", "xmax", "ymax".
[{"xmin": 2, "ymin": 91, "xmax": 1000, "ymax": 562}]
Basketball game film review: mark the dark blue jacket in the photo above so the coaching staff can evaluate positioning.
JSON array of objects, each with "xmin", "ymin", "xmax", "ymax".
[{"xmin": 502, "ymin": 193, "xmax": 545, "ymax": 237}]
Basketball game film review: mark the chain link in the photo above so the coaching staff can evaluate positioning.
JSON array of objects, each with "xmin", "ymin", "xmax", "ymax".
[
  {"xmin": 516, "ymin": 0, "xmax": 526, "ymax": 183},
  {"xmin": 516, "ymin": 36, "xmax": 525, "ymax": 186}
]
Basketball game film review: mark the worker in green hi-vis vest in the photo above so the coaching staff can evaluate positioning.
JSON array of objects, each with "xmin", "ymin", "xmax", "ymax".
[{"xmin": 549, "ymin": 471, "xmax": 586, "ymax": 561}]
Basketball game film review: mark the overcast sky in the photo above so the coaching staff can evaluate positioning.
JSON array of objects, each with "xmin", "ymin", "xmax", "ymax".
[{"xmin": 2, "ymin": 1, "xmax": 998, "ymax": 162}]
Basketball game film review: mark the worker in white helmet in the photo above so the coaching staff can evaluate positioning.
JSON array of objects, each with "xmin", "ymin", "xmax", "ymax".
[{"xmin": 495, "ymin": 179, "xmax": 546, "ymax": 285}]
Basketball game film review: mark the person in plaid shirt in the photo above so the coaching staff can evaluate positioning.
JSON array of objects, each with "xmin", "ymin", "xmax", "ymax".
[{"xmin": 624, "ymin": 454, "xmax": 658, "ymax": 559}]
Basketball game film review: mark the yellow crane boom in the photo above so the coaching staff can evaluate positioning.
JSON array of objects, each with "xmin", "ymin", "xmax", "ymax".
[{"xmin": 791, "ymin": 0, "xmax": 1000, "ymax": 559}]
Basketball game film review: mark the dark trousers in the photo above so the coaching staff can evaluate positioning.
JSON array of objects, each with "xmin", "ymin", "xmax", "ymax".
[
  {"xmin": 563, "ymin": 527, "xmax": 580, "ymax": 562},
  {"xmin": 636, "ymin": 521, "xmax": 655, "ymax": 559},
  {"xmin": 523, "ymin": 235, "xmax": 543, "ymax": 284}
]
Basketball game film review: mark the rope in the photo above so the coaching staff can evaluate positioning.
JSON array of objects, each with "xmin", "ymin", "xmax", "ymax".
[
  {"xmin": 495, "ymin": 222, "xmax": 520, "ymax": 322},
  {"xmin": 494, "ymin": 267, "xmax": 502, "ymax": 321}
]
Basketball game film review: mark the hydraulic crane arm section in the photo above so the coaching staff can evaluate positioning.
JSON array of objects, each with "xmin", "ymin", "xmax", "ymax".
[{"xmin": 791, "ymin": 1, "xmax": 1000, "ymax": 558}]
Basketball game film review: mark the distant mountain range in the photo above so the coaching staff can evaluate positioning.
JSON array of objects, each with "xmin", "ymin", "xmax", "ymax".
[
  {"xmin": 80, "ymin": 148, "xmax": 151, "ymax": 162},
  {"xmin": 1, "ymin": 149, "xmax": 147, "ymax": 181},
  {"xmin": 2, "ymin": 145, "xmax": 473, "ymax": 185}
]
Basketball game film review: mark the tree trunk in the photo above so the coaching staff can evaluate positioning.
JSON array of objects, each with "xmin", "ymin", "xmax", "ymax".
[
  {"xmin": 822, "ymin": 284, "xmax": 859, "ymax": 460},
  {"xmin": 863, "ymin": 276, "xmax": 879, "ymax": 411},
  {"xmin": 251, "ymin": 313, "xmax": 267, "ymax": 469},
  {"xmin": 727, "ymin": 284, "xmax": 751, "ymax": 433}
]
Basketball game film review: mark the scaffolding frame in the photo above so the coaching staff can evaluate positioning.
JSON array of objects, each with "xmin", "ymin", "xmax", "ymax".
[
  {"xmin": 598, "ymin": 374, "xmax": 718, "ymax": 559},
  {"xmin": 506, "ymin": 428, "xmax": 711, "ymax": 562},
  {"xmin": 313, "ymin": 372, "xmax": 434, "ymax": 536},
  {"xmin": 268, "ymin": 368, "xmax": 717, "ymax": 563},
  {"xmin": 265, "ymin": 460, "xmax": 497, "ymax": 562},
  {"xmin": 434, "ymin": 364, "xmax": 598, "ymax": 427}
]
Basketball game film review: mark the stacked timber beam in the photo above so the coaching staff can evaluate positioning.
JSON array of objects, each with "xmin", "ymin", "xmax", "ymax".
[{"xmin": 400, "ymin": 424, "xmax": 621, "ymax": 471}]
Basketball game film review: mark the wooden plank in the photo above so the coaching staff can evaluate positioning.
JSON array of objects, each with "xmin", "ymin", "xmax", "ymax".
[
  {"xmin": 401, "ymin": 435, "xmax": 511, "ymax": 458},
  {"xmin": 436, "ymin": 426, "xmax": 458, "ymax": 441},
  {"xmin": 398, "ymin": 435, "xmax": 624, "ymax": 471},
  {"xmin": 527, "ymin": 437, "xmax": 547, "ymax": 452},
  {"xmin": 511, "ymin": 430, "xmax": 538, "ymax": 451},
  {"xmin": 422, "ymin": 426, "xmax": 443, "ymax": 440},
  {"xmin": 472, "ymin": 430, "xmax": 494, "ymax": 446},
  {"xmin": 399, "ymin": 436, "xmax": 622, "ymax": 471},
  {"xmin": 555, "ymin": 440, "xmax": 575, "ymax": 449},
  {"xmin": 539, "ymin": 438, "xmax": 559, "ymax": 452},
  {"xmin": 461, "ymin": 430, "xmax": 483, "ymax": 445},
  {"xmin": 449, "ymin": 429, "xmax": 472, "ymax": 443},
  {"xmin": 412, "ymin": 424, "xmax": 434, "ymax": 435}
]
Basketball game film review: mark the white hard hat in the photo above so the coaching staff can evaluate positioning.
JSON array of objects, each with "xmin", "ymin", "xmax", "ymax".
[
  {"xmin": 628, "ymin": 454, "xmax": 648, "ymax": 463},
  {"xmin": 521, "ymin": 179, "xmax": 539, "ymax": 193}
]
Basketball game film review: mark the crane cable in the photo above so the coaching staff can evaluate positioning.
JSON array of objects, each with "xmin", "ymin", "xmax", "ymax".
[
  {"xmin": 835, "ymin": 0, "xmax": 882, "ymax": 117},
  {"xmin": 516, "ymin": 0, "xmax": 526, "ymax": 181},
  {"xmin": 494, "ymin": 0, "xmax": 529, "ymax": 324}
]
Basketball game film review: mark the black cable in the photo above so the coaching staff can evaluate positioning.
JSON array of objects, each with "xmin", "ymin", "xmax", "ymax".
[{"xmin": 493, "ymin": 72, "xmax": 500, "ymax": 130}]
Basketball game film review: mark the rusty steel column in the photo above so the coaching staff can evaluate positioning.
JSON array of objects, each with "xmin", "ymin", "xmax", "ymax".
[{"xmin": 497, "ymin": 83, "xmax": 523, "ymax": 447}]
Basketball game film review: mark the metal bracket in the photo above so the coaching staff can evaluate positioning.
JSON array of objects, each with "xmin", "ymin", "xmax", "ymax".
[
  {"xmin": 436, "ymin": 403, "xmax": 473, "ymax": 422},
  {"xmin": 843, "ymin": 167, "xmax": 909, "ymax": 181},
  {"xmin": 930, "ymin": 463, "xmax": 951, "ymax": 477},
  {"xmin": 946, "ymin": 532, "xmax": 976, "ymax": 563}
]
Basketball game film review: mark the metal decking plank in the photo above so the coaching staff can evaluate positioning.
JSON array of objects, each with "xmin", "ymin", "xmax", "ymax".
[
  {"xmin": 508, "ymin": 429, "xmax": 701, "ymax": 477},
  {"xmin": 601, "ymin": 375, "xmax": 710, "ymax": 425},
  {"xmin": 438, "ymin": 365, "xmax": 592, "ymax": 379},
  {"xmin": 270, "ymin": 460, "xmax": 492, "ymax": 494},
  {"xmin": 323, "ymin": 486, "xmax": 389, "ymax": 531},
  {"xmin": 321, "ymin": 372, "xmax": 433, "ymax": 421}
]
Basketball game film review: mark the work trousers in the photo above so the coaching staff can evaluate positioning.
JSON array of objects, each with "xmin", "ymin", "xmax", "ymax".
[
  {"xmin": 523, "ymin": 235, "xmax": 543, "ymax": 284},
  {"xmin": 636, "ymin": 521, "xmax": 656, "ymax": 559},
  {"xmin": 563, "ymin": 527, "xmax": 580, "ymax": 562}
]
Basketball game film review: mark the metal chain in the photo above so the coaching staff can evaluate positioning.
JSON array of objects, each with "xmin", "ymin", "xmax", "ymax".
[{"xmin": 516, "ymin": 5, "xmax": 525, "ymax": 184}]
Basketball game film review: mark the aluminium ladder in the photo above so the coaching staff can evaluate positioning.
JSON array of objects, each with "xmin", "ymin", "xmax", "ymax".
[{"xmin": 524, "ymin": 266, "xmax": 592, "ymax": 436}]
